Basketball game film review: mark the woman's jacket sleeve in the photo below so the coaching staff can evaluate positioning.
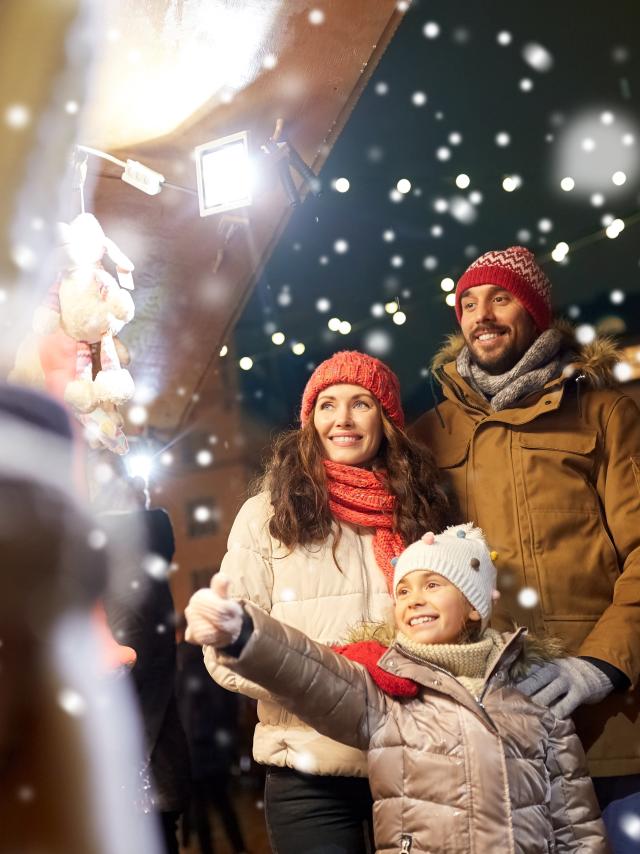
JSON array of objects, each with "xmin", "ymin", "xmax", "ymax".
[{"xmin": 204, "ymin": 496, "xmax": 275, "ymax": 701}]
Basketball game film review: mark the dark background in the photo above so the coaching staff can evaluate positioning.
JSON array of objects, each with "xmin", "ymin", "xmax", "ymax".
[{"xmin": 233, "ymin": 0, "xmax": 640, "ymax": 427}]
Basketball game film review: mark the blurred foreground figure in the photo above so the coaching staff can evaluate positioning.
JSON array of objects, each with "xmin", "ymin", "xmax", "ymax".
[{"xmin": 0, "ymin": 383, "xmax": 161, "ymax": 854}]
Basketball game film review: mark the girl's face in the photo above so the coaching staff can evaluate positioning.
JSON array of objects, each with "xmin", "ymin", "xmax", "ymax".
[
  {"xmin": 313, "ymin": 384, "xmax": 383, "ymax": 467},
  {"xmin": 394, "ymin": 570, "xmax": 481, "ymax": 644}
]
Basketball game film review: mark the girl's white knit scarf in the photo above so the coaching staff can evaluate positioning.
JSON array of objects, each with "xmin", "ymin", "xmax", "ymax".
[{"xmin": 396, "ymin": 629, "xmax": 505, "ymax": 698}]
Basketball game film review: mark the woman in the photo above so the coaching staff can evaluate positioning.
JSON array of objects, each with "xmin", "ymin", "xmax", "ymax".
[{"xmin": 200, "ymin": 351, "xmax": 452, "ymax": 853}]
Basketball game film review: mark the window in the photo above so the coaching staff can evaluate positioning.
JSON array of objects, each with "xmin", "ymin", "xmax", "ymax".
[{"xmin": 187, "ymin": 497, "xmax": 220, "ymax": 538}]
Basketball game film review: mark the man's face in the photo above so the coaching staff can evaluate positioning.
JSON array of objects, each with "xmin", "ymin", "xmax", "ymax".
[{"xmin": 459, "ymin": 285, "xmax": 538, "ymax": 374}]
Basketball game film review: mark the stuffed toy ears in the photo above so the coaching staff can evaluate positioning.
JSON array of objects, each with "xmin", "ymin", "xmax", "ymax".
[{"xmin": 104, "ymin": 237, "xmax": 134, "ymax": 275}]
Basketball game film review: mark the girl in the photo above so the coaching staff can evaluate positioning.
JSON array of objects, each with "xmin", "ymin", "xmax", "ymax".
[
  {"xmin": 201, "ymin": 350, "xmax": 451, "ymax": 853},
  {"xmin": 186, "ymin": 524, "xmax": 608, "ymax": 854}
]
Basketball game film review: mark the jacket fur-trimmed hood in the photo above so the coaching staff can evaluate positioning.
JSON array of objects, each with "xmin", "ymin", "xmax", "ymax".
[
  {"xmin": 430, "ymin": 321, "xmax": 620, "ymax": 390},
  {"xmin": 342, "ymin": 619, "xmax": 565, "ymax": 682}
]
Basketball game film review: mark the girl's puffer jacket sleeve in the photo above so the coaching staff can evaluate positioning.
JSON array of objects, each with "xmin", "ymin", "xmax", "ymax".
[{"xmin": 215, "ymin": 603, "xmax": 609, "ymax": 854}]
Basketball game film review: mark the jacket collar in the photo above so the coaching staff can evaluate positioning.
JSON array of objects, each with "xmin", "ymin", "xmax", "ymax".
[
  {"xmin": 377, "ymin": 628, "xmax": 527, "ymax": 732},
  {"xmin": 437, "ymin": 360, "xmax": 568, "ymax": 423},
  {"xmin": 431, "ymin": 321, "xmax": 620, "ymax": 387},
  {"xmin": 430, "ymin": 322, "xmax": 620, "ymax": 423}
]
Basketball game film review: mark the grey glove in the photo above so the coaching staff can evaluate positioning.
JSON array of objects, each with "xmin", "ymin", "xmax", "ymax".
[{"xmin": 515, "ymin": 657, "xmax": 614, "ymax": 718}]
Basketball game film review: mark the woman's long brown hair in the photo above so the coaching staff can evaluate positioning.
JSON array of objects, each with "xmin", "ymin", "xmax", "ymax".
[{"xmin": 257, "ymin": 410, "xmax": 455, "ymax": 549}]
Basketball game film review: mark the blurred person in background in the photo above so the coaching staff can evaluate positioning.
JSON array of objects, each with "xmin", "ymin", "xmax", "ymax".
[
  {"xmin": 98, "ymin": 469, "xmax": 191, "ymax": 854},
  {"xmin": 176, "ymin": 625, "xmax": 249, "ymax": 854}
]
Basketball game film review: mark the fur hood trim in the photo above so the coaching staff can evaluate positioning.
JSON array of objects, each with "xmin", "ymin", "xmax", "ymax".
[
  {"xmin": 430, "ymin": 321, "xmax": 620, "ymax": 389},
  {"xmin": 343, "ymin": 620, "xmax": 565, "ymax": 679}
]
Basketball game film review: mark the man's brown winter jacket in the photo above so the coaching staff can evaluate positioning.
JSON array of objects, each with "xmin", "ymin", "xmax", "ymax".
[{"xmin": 409, "ymin": 332, "xmax": 640, "ymax": 776}]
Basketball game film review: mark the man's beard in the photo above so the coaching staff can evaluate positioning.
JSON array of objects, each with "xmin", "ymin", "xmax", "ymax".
[{"xmin": 466, "ymin": 329, "xmax": 527, "ymax": 375}]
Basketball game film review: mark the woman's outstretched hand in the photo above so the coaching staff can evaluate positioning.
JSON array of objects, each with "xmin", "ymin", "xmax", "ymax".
[{"xmin": 184, "ymin": 574, "xmax": 243, "ymax": 648}]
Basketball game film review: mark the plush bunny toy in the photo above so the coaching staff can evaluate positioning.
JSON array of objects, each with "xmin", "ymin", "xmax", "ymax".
[{"xmin": 11, "ymin": 213, "xmax": 136, "ymax": 453}]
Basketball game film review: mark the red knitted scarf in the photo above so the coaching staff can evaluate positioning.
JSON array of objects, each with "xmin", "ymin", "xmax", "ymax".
[{"xmin": 324, "ymin": 460, "xmax": 405, "ymax": 593}]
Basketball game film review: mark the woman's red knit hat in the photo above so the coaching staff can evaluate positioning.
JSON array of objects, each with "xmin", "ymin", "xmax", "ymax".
[{"xmin": 300, "ymin": 351, "xmax": 404, "ymax": 428}]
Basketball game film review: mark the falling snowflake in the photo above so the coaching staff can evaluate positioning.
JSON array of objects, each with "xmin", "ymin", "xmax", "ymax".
[
  {"xmin": 58, "ymin": 689, "xmax": 87, "ymax": 717},
  {"xmin": 363, "ymin": 329, "xmax": 392, "ymax": 356},
  {"xmin": 522, "ymin": 43, "xmax": 554, "ymax": 73},
  {"xmin": 5, "ymin": 104, "xmax": 31, "ymax": 129},
  {"xmin": 449, "ymin": 196, "xmax": 477, "ymax": 224},
  {"xmin": 88, "ymin": 529, "xmax": 108, "ymax": 550},
  {"xmin": 196, "ymin": 449, "xmax": 213, "ymax": 466},
  {"xmin": 517, "ymin": 588, "xmax": 539, "ymax": 609},
  {"xmin": 423, "ymin": 21, "xmax": 440, "ymax": 39}
]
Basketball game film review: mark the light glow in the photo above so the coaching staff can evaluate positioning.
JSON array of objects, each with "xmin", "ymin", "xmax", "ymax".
[
  {"xmin": 195, "ymin": 131, "xmax": 252, "ymax": 217},
  {"xmin": 605, "ymin": 218, "xmax": 625, "ymax": 238}
]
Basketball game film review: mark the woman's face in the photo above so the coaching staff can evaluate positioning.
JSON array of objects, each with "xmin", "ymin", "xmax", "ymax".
[{"xmin": 313, "ymin": 383, "xmax": 384, "ymax": 466}]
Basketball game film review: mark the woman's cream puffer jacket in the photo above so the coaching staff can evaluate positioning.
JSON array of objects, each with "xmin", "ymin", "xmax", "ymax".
[{"xmin": 204, "ymin": 491, "xmax": 393, "ymax": 777}]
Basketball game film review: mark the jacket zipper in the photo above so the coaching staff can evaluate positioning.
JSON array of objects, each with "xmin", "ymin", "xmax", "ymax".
[
  {"xmin": 398, "ymin": 632, "xmax": 526, "ymax": 729},
  {"xmin": 358, "ymin": 531, "xmax": 372, "ymax": 622},
  {"xmin": 400, "ymin": 834, "xmax": 413, "ymax": 853},
  {"xmin": 396, "ymin": 651, "xmax": 498, "ymax": 730},
  {"xmin": 477, "ymin": 628, "xmax": 527, "ymax": 708}
]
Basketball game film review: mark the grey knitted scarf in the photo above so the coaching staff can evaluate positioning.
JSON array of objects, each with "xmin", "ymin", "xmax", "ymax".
[{"xmin": 456, "ymin": 328, "xmax": 565, "ymax": 411}]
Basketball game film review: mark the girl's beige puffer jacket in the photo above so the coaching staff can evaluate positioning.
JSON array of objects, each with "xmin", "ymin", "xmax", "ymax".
[
  {"xmin": 216, "ymin": 603, "xmax": 609, "ymax": 854},
  {"xmin": 204, "ymin": 491, "xmax": 393, "ymax": 777}
]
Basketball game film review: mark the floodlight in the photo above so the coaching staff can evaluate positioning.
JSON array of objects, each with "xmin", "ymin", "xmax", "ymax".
[{"xmin": 195, "ymin": 130, "xmax": 252, "ymax": 217}]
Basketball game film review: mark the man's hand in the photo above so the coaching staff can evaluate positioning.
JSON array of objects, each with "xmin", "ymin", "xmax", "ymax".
[
  {"xmin": 515, "ymin": 657, "xmax": 614, "ymax": 718},
  {"xmin": 184, "ymin": 574, "xmax": 243, "ymax": 648}
]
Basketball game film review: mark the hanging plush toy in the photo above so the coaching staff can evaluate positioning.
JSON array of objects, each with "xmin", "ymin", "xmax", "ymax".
[{"xmin": 11, "ymin": 213, "xmax": 136, "ymax": 453}]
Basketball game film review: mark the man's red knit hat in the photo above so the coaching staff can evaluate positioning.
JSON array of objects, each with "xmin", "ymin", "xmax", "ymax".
[
  {"xmin": 455, "ymin": 246, "xmax": 552, "ymax": 331},
  {"xmin": 300, "ymin": 351, "xmax": 404, "ymax": 428}
]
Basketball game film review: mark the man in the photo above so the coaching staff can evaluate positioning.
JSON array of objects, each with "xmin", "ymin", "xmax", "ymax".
[{"xmin": 410, "ymin": 246, "xmax": 640, "ymax": 846}]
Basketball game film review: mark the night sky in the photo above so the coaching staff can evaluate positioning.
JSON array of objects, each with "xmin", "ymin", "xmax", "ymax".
[{"xmin": 233, "ymin": 0, "xmax": 640, "ymax": 429}]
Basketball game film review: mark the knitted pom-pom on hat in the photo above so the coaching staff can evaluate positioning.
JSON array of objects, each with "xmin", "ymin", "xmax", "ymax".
[
  {"xmin": 393, "ymin": 522, "xmax": 498, "ymax": 627},
  {"xmin": 300, "ymin": 350, "xmax": 404, "ymax": 428},
  {"xmin": 455, "ymin": 246, "xmax": 552, "ymax": 331}
]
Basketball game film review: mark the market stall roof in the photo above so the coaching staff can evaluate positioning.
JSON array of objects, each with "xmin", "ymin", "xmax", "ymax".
[{"xmin": 85, "ymin": 0, "xmax": 407, "ymax": 433}]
